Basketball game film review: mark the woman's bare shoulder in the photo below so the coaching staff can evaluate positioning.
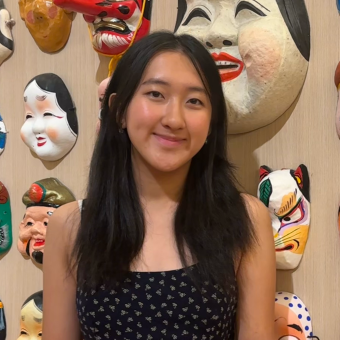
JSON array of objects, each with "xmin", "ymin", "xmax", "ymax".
[{"xmin": 47, "ymin": 200, "xmax": 83, "ymax": 258}]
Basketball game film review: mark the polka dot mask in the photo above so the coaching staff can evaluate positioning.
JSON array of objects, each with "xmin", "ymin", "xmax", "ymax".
[{"xmin": 275, "ymin": 292, "xmax": 320, "ymax": 339}]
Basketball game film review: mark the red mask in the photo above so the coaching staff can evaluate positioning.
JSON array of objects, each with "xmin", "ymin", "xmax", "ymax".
[{"xmin": 53, "ymin": 0, "xmax": 153, "ymax": 56}]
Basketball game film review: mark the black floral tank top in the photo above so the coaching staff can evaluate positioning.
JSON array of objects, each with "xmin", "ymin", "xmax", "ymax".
[
  {"xmin": 76, "ymin": 201, "xmax": 238, "ymax": 339},
  {"xmin": 76, "ymin": 265, "xmax": 238, "ymax": 340}
]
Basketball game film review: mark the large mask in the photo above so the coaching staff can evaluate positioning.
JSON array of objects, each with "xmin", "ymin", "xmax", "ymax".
[
  {"xmin": 257, "ymin": 165, "xmax": 310, "ymax": 270},
  {"xmin": 0, "ymin": 300, "xmax": 6, "ymax": 340},
  {"xmin": 53, "ymin": 0, "xmax": 153, "ymax": 74},
  {"xmin": 275, "ymin": 292, "xmax": 319, "ymax": 339},
  {"xmin": 21, "ymin": 73, "xmax": 78, "ymax": 162},
  {"xmin": 18, "ymin": 0, "xmax": 73, "ymax": 53},
  {"xmin": 175, "ymin": 0, "xmax": 310, "ymax": 134},
  {"xmin": 0, "ymin": 181, "xmax": 12, "ymax": 255},
  {"xmin": 0, "ymin": 1, "xmax": 14, "ymax": 65},
  {"xmin": 17, "ymin": 178, "xmax": 76, "ymax": 265},
  {"xmin": 17, "ymin": 291, "xmax": 43, "ymax": 340}
]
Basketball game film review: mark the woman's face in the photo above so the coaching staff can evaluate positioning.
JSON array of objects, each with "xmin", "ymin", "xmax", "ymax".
[
  {"xmin": 125, "ymin": 51, "xmax": 211, "ymax": 173},
  {"xmin": 17, "ymin": 300, "xmax": 42, "ymax": 340},
  {"xmin": 21, "ymin": 80, "xmax": 77, "ymax": 162},
  {"xmin": 176, "ymin": 0, "xmax": 309, "ymax": 134}
]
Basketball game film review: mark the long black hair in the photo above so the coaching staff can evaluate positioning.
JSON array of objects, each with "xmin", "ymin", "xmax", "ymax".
[
  {"xmin": 175, "ymin": 0, "xmax": 310, "ymax": 61},
  {"xmin": 25, "ymin": 73, "xmax": 78, "ymax": 135},
  {"xmin": 74, "ymin": 31, "xmax": 255, "ymax": 292}
]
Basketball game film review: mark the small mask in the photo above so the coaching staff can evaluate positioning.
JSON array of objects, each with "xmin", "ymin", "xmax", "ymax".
[
  {"xmin": 0, "ymin": 300, "xmax": 6, "ymax": 340},
  {"xmin": 21, "ymin": 73, "xmax": 78, "ymax": 162},
  {"xmin": 275, "ymin": 292, "xmax": 319, "ymax": 339},
  {"xmin": 175, "ymin": 0, "xmax": 310, "ymax": 134},
  {"xmin": 17, "ymin": 178, "xmax": 76, "ymax": 265},
  {"xmin": 258, "ymin": 165, "xmax": 310, "ymax": 270},
  {"xmin": 18, "ymin": 291, "xmax": 43, "ymax": 340},
  {"xmin": 18, "ymin": 0, "xmax": 73, "ymax": 53},
  {"xmin": 0, "ymin": 115, "xmax": 7, "ymax": 155},
  {"xmin": 0, "ymin": 180, "xmax": 12, "ymax": 255},
  {"xmin": 53, "ymin": 0, "xmax": 153, "ymax": 74},
  {"xmin": 0, "ymin": 0, "xmax": 14, "ymax": 65},
  {"xmin": 334, "ymin": 61, "xmax": 340, "ymax": 138}
]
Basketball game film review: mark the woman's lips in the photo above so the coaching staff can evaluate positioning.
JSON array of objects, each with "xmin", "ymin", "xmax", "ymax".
[
  {"xmin": 153, "ymin": 134, "xmax": 185, "ymax": 147},
  {"xmin": 211, "ymin": 52, "xmax": 244, "ymax": 82},
  {"xmin": 37, "ymin": 137, "xmax": 46, "ymax": 147}
]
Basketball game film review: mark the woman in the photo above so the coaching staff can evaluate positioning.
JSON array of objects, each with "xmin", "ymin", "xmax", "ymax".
[{"xmin": 43, "ymin": 31, "xmax": 276, "ymax": 339}]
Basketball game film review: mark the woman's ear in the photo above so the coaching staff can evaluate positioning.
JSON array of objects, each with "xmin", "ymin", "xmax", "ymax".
[{"xmin": 109, "ymin": 93, "xmax": 116, "ymax": 109}]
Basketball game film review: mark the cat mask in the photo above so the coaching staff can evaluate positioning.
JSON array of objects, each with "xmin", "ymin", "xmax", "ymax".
[{"xmin": 258, "ymin": 164, "xmax": 310, "ymax": 270}]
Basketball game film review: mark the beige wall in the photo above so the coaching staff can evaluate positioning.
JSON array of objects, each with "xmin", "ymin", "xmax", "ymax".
[{"xmin": 0, "ymin": 0, "xmax": 337, "ymax": 338}]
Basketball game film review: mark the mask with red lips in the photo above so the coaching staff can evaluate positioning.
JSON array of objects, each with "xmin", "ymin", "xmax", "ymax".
[
  {"xmin": 17, "ymin": 178, "xmax": 76, "ymax": 266},
  {"xmin": 53, "ymin": 0, "xmax": 153, "ymax": 57},
  {"xmin": 175, "ymin": 0, "xmax": 310, "ymax": 134}
]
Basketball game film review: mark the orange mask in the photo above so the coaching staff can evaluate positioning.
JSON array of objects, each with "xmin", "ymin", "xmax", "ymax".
[{"xmin": 18, "ymin": 0, "xmax": 73, "ymax": 53}]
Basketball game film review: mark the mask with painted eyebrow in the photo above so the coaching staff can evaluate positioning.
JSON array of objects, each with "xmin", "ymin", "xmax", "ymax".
[
  {"xmin": 175, "ymin": 0, "xmax": 310, "ymax": 134},
  {"xmin": 257, "ymin": 164, "xmax": 310, "ymax": 270},
  {"xmin": 53, "ymin": 0, "xmax": 154, "ymax": 76},
  {"xmin": 275, "ymin": 292, "xmax": 319, "ymax": 340}
]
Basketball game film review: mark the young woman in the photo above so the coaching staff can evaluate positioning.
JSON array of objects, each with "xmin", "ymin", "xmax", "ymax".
[{"xmin": 43, "ymin": 31, "xmax": 276, "ymax": 340}]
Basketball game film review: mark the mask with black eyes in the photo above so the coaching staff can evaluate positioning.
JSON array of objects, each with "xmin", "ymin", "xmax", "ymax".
[
  {"xmin": 175, "ymin": 0, "xmax": 310, "ymax": 134},
  {"xmin": 53, "ymin": 0, "xmax": 153, "ymax": 67}
]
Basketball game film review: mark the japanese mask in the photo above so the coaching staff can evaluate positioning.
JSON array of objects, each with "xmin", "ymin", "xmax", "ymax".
[
  {"xmin": 334, "ymin": 61, "xmax": 340, "ymax": 138},
  {"xmin": 0, "ymin": 115, "xmax": 7, "ymax": 155},
  {"xmin": 18, "ymin": 291, "xmax": 43, "ymax": 340},
  {"xmin": 21, "ymin": 73, "xmax": 78, "ymax": 162},
  {"xmin": 53, "ymin": 0, "xmax": 153, "ymax": 73},
  {"xmin": 0, "ymin": 181, "xmax": 12, "ymax": 255},
  {"xmin": 175, "ymin": 0, "xmax": 310, "ymax": 134},
  {"xmin": 0, "ymin": 300, "xmax": 6, "ymax": 340},
  {"xmin": 97, "ymin": 77, "xmax": 110, "ymax": 134},
  {"xmin": 258, "ymin": 165, "xmax": 310, "ymax": 270},
  {"xmin": 17, "ymin": 178, "xmax": 76, "ymax": 265},
  {"xmin": 18, "ymin": 0, "xmax": 73, "ymax": 53},
  {"xmin": 0, "ymin": 0, "xmax": 14, "ymax": 65},
  {"xmin": 275, "ymin": 292, "xmax": 319, "ymax": 339}
]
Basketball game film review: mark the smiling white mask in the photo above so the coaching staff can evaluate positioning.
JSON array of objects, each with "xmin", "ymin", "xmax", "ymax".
[
  {"xmin": 175, "ymin": 0, "xmax": 310, "ymax": 134},
  {"xmin": 21, "ymin": 74, "xmax": 78, "ymax": 162}
]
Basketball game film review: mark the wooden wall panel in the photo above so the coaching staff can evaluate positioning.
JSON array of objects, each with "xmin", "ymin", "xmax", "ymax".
[{"xmin": 0, "ymin": 0, "xmax": 337, "ymax": 338}]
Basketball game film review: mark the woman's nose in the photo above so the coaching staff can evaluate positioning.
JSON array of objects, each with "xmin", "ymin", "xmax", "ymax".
[
  {"xmin": 161, "ymin": 100, "xmax": 186, "ymax": 130},
  {"xmin": 204, "ymin": 14, "xmax": 238, "ymax": 49}
]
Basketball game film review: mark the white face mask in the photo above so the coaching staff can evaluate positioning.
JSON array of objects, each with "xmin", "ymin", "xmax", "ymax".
[
  {"xmin": 0, "ymin": 1, "xmax": 14, "ymax": 66},
  {"xmin": 176, "ymin": 0, "xmax": 310, "ymax": 134},
  {"xmin": 21, "ymin": 78, "xmax": 78, "ymax": 162}
]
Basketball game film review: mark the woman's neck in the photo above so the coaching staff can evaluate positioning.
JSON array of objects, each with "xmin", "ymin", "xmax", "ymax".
[{"xmin": 131, "ymin": 150, "xmax": 190, "ymax": 205}]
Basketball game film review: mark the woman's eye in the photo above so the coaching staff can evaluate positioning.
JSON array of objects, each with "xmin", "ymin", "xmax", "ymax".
[
  {"xmin": 25, "ymin": 114, "xmax": 33, "ymax": 119},
  {"xmin": 182, "ymin": 8, "xmax": 211, "ymax": 26},
  {"xmin": 43, "ymin": 112, "xmax": 53, "ymax": 117},
  {"xmin": 188, "ymin": 98, "xmax": 203, "ymax": 106},
  {"xmin": 148, "ymin": 91, "xmax": 163, "ymax": 99},
  {"xmin": 26, "ymin": 222, "xmax": 33, "ymax": 227},
  {"xmin": 235, "ymin": 1, "xmax": 266, "ymax": 17}
]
